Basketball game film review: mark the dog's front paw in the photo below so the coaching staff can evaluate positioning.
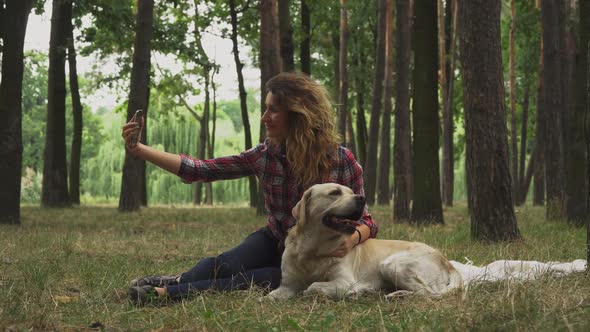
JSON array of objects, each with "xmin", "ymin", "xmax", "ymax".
[{"xmin": 266, "ymin": 287, "xmax": 295, "ymax": 301}]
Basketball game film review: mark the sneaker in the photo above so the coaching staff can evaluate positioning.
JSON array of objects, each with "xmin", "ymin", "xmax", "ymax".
[
  {"xmin": 128, "ymin": 285, "xmax": 160, "ymax": 306},
  {"xmin": 129, "ymin": 275, "xmax": 180, "ymax": 288}
]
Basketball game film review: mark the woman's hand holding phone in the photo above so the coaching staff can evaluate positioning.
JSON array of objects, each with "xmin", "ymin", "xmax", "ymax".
[{"xmin": 122, "ymin": 110, "xmax": 144, "ymax": 156}]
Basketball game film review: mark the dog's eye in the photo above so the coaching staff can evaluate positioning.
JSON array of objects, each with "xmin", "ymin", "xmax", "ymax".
[{"xmin": 329, "ymin": 189, "xmax": 341, "ymax": 196}]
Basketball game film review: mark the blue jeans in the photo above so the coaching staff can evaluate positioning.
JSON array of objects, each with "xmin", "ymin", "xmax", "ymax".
[{"xmin": 165, "ymin": 227, "xmax": 282, "ymax": 299}]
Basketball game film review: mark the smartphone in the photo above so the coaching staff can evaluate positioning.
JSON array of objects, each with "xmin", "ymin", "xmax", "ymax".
[{"xmin": 130, "ymin": 109, "xmax": 143, "ymax": 147}]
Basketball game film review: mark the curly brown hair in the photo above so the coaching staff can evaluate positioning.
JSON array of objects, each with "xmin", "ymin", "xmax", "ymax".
[{"xmin": 265, "ymin": 72, "xmax": 342, "ymax": 187}]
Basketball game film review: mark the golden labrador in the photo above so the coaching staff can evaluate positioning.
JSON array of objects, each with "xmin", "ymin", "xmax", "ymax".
[{"xmin": 267, "ymin": 183, "xmax": 462, "ymax": 300}]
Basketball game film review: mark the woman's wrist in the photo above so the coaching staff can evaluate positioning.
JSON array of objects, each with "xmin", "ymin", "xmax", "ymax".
[{"xmin": 354, "ymin": 228, "xmax": 362, "ymax": 246}]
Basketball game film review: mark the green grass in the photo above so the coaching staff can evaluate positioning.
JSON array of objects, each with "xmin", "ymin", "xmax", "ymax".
[{"xmin": 1, "ymin": 204, "xmax": 588, "ymax": 331}]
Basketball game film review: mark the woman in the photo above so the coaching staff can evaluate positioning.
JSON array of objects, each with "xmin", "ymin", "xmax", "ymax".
[{"xmin": 122, "ymin": 72, "xmax": 378, "ymax": 305}]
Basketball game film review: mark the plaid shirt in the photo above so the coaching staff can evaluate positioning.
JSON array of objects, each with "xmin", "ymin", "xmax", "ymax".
[{"xmin": 177, "ymin": 140, "xmax": 378, "ymax": 243}]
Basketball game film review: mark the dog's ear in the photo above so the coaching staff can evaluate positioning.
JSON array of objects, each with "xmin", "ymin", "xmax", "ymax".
[{"xmin": 292, "ymin": 187, "xmax": 312, "ymax": 223}]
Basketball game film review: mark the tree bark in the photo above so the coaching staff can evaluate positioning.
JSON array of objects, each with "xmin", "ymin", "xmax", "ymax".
[
  {"xmin": 0, "ymin": 0, "xmax": 34, "ymax": 224},
  {"xmin": 66, "ymin": 2, "xmax": 83, "ymax": 206},
  {"xmin": 258, "ymin": 0, "xmax": 281, "ymax": 215},
  {"xmin": 509, "ymin": 0, "xmax": 519, "ymax": 203},
  {"xmin": 534, "ymin": 41, "xmax": 546, "ymax": 206},
  {"xmin": 300, "ymin": 0, "xmax": 311, "ymax": 75},
  {"xmin": 411, "ymin": 0, "xmax": 443, "ymax": 224},
  {"xmin": 119, "ymin": 0, "xmax": 153, "ymax": 212},
  {"xmin": 365, "ymin": 0, "xmax": 387, "ymax": 205},
  {"xmin": 585, "ymin": 10, "xmax": 590, "ymax": 265},
  {"xmin": 278, "ymin": 0, "xmax": 295, "ymax": 71},
  {"xmin": 337, "ymin": 0, "xmax": 349, "ymax": 141},
  {"xmin": 565, "ymin": 0, "xmax": 588, "ymax": 226},
  {"xmin": 439, "ymin": 1, "xmax": 457, "ymax": 206},
  {"xmin": 42, "ymin": 0, "xmax": 71, "ymax": 208},
  {"xmin": 541, "ymin": 0, "xmax": 566, "ymax": 220},
  {"xmin": 393, "ymin": 0, "xmax": 412, "ymax": 221},
  {"xmin": 459, "ymin": 0, "xmax": 520, "ymax": 241},
  {"xmin": 354, "ymin": 47, "xmax": 368, "ymax": 166},
  {"xmin": 517, "ymin": 82, "xmax": 530, "ymax": 205},
  {"xmin": 228, "ymin": 0, "xmax": 257, "ymax": 208},
  {"xmin": 377, "ymin": 0, "xmax": 394, "ymax": 205}
]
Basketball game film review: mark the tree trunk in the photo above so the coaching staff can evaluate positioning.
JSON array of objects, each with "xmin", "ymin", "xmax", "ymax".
[
  {"xmin": 300, "ymin": 0, "xmax": 311, "ymax": 75},
  {"xmin": 204, "ymin": 74, "xmax": 213, "ymax": 205},
  {"xmin": 278, "ymin": 0, "xmax": 295, "ymax": 71},
  {"xmin": 509, "ymin": 0, "xmax": 519, "ymax": 203},
  {"xmin": 437, "ymin": 0, "xmax": 446, "ymax": 197},
  {"xmin": 207, "ymin": 70, "xmax": 217, "ymax": 206},
  {"xmin": 440, "ymin": 0, "xmax": 453, "ymax": 207},
  {"xmin": 42, "ymin": 0, "xmax": 71, "ymax": 208},
  {"xmin": 119, "ymin": 0, "xmax": 153, "ymax": 212},
  {"xmin": 411, "ymin": 0, "xmax": 443, "ymax": 224},
  {"xmin": 346, "ymin": 109, "xmax": 357, "ymax": 157},
  {"xmin": 541, "ymin": 0, "xmax": 566, "ymax": 220},
  {"xmin": 377, "ymin": 0, "xmax": 394, "ymax": 205},
  {"xmin": 565, "ymin": 0, "xmax": 587, "ymax": 226},
  {"xmin": 517, "ymin": 82, "xmax": 530, "ymax": 205},
  {"xmin": 459, "ymin": 0, "xmax": 520, "ymax": 241},
  {"xmin": 66, "ymin": 2, "xmax": 83, "ymax": 206},
  {"xmin": 393, "ymin": 0, "xmax": 412, "ymax": 221},
  {"xmin": 534, "ymin": 41, "xmax": 546, "ymax": 206},
  {"xmin": 258, "ymin": 0, "xmax": 281, "ymax": 215},
  {"xmin": 0, "ymin": 0, "xmax": 34, "ymax": 224},
  {"xmin": 365, "ymin": 0, "xmax": 387, "ymax": 205},
  {"xmin": 354, "ymin": 47, "xmax": 368, "ymax": 166},
  {"xmin": 338, "ymin": 0, "xmax": 349, "ymax": 144},
  {"xmin": 228, "ymin": 0, "xmax": 257, "ymax": 208},
  {"xmin": 585, "ymin": 17, "xmax": 590, "ymax": 265}
]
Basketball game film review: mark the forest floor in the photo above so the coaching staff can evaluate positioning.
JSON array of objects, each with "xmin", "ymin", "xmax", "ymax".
[{"xmin": 1, "ymin": 204, "xmax": 589, "ymax": 331}]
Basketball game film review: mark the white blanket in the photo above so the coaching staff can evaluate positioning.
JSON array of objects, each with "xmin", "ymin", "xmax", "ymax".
[{"xmin": 450, "ymin": 259, "xmax": 587, "ymax": 286}]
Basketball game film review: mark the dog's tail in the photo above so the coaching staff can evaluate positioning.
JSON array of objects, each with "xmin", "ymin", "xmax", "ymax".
[{"xmin": 447, "ymin": 268, "xmax": 464, "ymax": 291}]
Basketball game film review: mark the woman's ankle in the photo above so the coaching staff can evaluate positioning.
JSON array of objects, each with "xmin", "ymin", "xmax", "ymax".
[{"xmin": 155, "ymin": 287, "xmax": 167, "ymax": 297}]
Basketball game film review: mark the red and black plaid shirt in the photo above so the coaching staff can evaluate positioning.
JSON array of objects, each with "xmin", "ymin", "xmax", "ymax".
[{"xmin": 177, "ymin": 140, "xmax": 378, "ymax": 243}]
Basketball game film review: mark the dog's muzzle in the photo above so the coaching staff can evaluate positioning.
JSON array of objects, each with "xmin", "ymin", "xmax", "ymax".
[{"xmin": 321, "ymin": 195, "xmax": 365, "ymax": 234}]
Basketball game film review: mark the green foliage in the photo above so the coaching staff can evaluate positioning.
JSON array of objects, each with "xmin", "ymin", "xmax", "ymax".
[{"xmin": 1, "ymin": 205, "xmax": 588, "ymax": 330}]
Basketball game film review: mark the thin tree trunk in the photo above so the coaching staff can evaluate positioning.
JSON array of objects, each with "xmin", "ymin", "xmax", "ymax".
[
  {"xmin": 204, "ymin": 74, "xmax": 213, "ymax": 205},
  {"xmin": 534, "ymin": 41, "xmax": 546, "ymax": 206},
  {"xmin": 518, "ymin": 144, "xmax": 537, "ymax": 204},
  {"xmin": 278, "ymin": 0, "xmax": 295, "ymax": 71},
  {"xmin": 258, "ymin": 0, "xmax": 281, "ymax": 215},
  {"xmin": 354, "ymin": 46, "xmax": 368, "ymax": 166},
  {"xmin": 337, "ymin": 0, "xmax": 348, "ymax": 142},
  {"xmin": 42, "ymin": 0, "xmax": 71, "ymax": 208},
  {"xmin": 541, "ymin": 0, "xmax": 566, "ymax": 220},
  {"xmin": 459, "ymin": 0, "xmax": 520, "ymax": 241},
  {"xmin": 0, "ymin": 0, "xmax": 34, "ymax": 224},
  {"xmin": 565, "ymin": 0, "xmax": 587, "ymax": 225},
  {"xmin": 365, "ymin": 0, "xmax": 387, "ymax": 205},
  {"xmin": 300, "ymin": 0, "xmax": 311, "ymax": 74},
  {"xmin": 119, "ymin": 0, "xmax": 153, "ymax": 212},
  {"xmin": 377, "ymin": 0, "xmax": 394, "ymax": 205},
  {"xmin": 411, "ymin": 0, "xmax": 443, "ymax": 224},
  {"xmin": 208, "ymin": 72, "xmax": 217, "ymax": 205},
  {"xmin": 509, "ymin": 0, "xmax": 519, "ymax": 203},
  {"xmin": 66, "ymin": 2, "xmax": 83, "ymax": 206},
  {"xmin": 441, "ymin": 0, "xmax": 456, "ymax": 207},
  {"xmin": 228, "ymin": 0, "xmax": 257, "ymax": 208},
  {"xmin": 393, "ymin": 0, "xmax": 412, "ymax": 221},
  {"xmin": 517, "ymin": 82, "xmax": 530, "ymax": 205},
  {"xmin": 346, "ymin": 109, "xmax": 356, "ymax": 157}
]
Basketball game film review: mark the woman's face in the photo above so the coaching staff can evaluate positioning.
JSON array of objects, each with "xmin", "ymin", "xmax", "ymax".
[{"xmin": 262, "ymin": 92, "xmax": 289, "ymax": 142}]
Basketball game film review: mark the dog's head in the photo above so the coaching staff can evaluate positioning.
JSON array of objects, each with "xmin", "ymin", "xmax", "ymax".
[{"xmin": 292, "ymin": 183, "xmax": 366, "ymax": 235}]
